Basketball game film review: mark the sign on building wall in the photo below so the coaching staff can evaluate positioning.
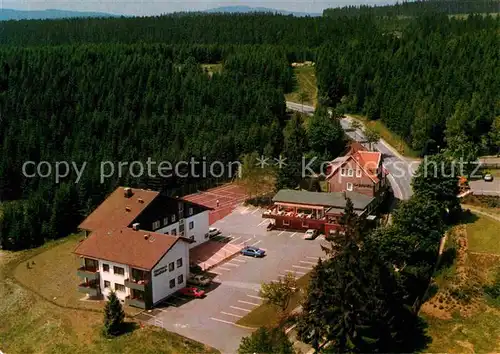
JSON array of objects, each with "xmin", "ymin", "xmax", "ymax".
[{"xmin": 154, "ymin": 265, "xmax": 168, "ymax": 277}]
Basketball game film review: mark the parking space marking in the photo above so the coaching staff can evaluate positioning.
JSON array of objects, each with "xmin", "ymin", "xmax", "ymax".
[
  {"xmin": 225, "ymin": 262, "xmax": 240, "ymax": 267},
  {"xmin": 233, "ymin": 258, "xmax": 246, "ymax": 263},
  {"xmin": 300, "ymin": 260, "xmax": 317, "ymax": 265},
  {"xmin": 238, "ymin": 300, "xmax": 260, "ymax": 306},
  {"xmin": 229, "ymin": 236, "xmax": 241, "ymax": 244},
  {"xmin": 251, "ymin": 208, "xmax": 261, "ymax": 215},
  {"xmin": 251, "ymin": 240, "xmax": 262, "ymax": 247},
  {"xmin": 217, "ymin": 266, "xmax": 232, "ymax": 271},
  {"xmin": 247, "ymin": 294, "xmax": 264, "ymax": 300},
  {"xmin": 306, "ymin": 256, "xmax": 321, "ymax": 260},
  {"xmin": 230, "ymin": 306, "xmax": 251, "ymax": 312},
  {"xmin": 289, "ymin": 232, "xmax": 297, "ymax": 238},
  {"xmin": 277, "ymin": 231, "xmax": 286, "ymax": 236},
  {"xmin": 210, "ymin": 271, "xmax": 222, "ymax": 275},
  {"xmin": 238, "ymin": 238, "xmax": 253, "ymax": 246},
  {"xmin": 257, "ymin": 219, "xmax": 269, "ymax": 226},
  {"xmin": 292, "ymin": 265, "xmax": 313, "ymax": 270},
  {"xmin": 280, "ymin": 273, "xmax": 300, "ymax": 278},
  {"xmin": 284, "ymin": 269, "xmax": 306, "ymax": 275},
  {"xmin": 210, "ymin": 317, "xmax": 235, "ymax": 325},
  {"xmin": 221, "ymin": 311, "xmax": 243, "ymax": 318}
]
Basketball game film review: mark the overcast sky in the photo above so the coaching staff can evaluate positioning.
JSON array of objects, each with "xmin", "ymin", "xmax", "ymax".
[{"xmin": 2, "ymin": 0, "xmax": 396, "ymax": 16}]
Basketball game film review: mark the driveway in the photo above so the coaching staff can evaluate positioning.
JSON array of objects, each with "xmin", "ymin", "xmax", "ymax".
[{"xmin": 138, "ymin": 205, "xmax": 327, "ymax": 353}]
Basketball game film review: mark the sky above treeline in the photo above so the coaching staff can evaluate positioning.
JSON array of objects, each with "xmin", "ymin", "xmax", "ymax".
[{"xmin": 4, "ymin": 0, "xmax": 397, "ymax": 16}]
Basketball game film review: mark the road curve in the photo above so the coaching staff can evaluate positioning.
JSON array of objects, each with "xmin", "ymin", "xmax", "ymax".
[{"xmin": 286, "ymin": 101, "xmax": 415, "ymax": 200}]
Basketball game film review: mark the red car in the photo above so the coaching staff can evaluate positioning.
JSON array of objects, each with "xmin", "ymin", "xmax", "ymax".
[{"xmin": 179, "ymin": 287, "xmax": 206, "ymax": 298}]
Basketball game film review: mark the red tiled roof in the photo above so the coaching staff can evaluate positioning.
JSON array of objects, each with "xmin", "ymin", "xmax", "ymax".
[
  {"xmin": 352, "ymin": 151, "xmax": 382, "ymax": 183},
  {"xmin": 74, "ymin": 227, "xmax": 179, "ymax": 270},
  {"xmin": 78, "ymin": 187, "xmax": 159, "ymax": 231}
]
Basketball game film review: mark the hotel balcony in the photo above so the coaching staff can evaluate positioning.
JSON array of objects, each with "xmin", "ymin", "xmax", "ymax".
[
  {"xmin": 125, "ymin": 296, "xmax": 146, "ymax": 309},
  {"xmin": 124, "ymin": 278, "xmax": 149, "ymax": 291},
  {"xmin": 78, "ymin": 282, "xmax": 99, "ymax": 297},
  {"xmin": 76, "ymin": 266, "xmax": 99, "ymax": 281}
]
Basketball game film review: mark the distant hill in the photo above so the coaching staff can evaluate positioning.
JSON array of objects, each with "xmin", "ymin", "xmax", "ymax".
[
  {"xmin": 0, "ymin": 8, "xmax": 120, "ymax": 21},
  {"xmin": 204, "ymin": 6, "xmax": 321, "ymax": 17}
]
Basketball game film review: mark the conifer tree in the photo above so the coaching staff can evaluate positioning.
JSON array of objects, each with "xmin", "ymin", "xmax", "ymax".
[{"xmin": 103, "ymin": 291, "xmax": 125, "ymax": 337}]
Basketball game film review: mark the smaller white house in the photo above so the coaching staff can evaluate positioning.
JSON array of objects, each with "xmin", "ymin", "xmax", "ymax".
[{"xmin": 74, "ymin": 187, "xmax": 211, "ymax": 309}]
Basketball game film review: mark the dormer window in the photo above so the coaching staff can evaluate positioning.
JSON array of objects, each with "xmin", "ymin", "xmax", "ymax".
[{"xmin": 356, "ymin": 169, "xmax": 362, "ymax": 177}]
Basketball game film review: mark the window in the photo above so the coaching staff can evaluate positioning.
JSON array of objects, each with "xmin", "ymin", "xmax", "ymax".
[
  {"xmin": 171, "ymin": 214, "xmax": 176, "ymax": 223},
  {"xmin": 113, "ymin": 266, "xmax": 124, "ymax": 275},
  {"xmin": 102, "ymin": 264, "xmax": 109, "ymax": 272},
  {"xmin": 340, "ymin": 168, "xmax": 347, "ymax": 176},
  {"xmin": 171, "ymin": 228, "xmax": 177, "ymax": 236},
  {"xmin": 115, "ymin": 283, "xmax": 125, "ymax": 292},
  {"xmin": 169, "ymin": 262, "xmax": 174, "ymax": 271},
  {"xmin": 283, "ymin": 219, "xmax": 290, "ymax": 226},
  {"xmin": 176, "ymin": 258, "xmax": 183, "ymax": 268},
  {"xmin": 104, "ymin": 280, "xmax": 110, "ymax": 288},
  {"xmin": 348, "ymin": 169, "xmax": 354, "ymax": 177},
  {"xmin": 152, "ymin": 220, "xmax": 160, "ymax": 230},
  {"xmin": 177, "ymin": 274, "xmax": 184, "ymax": 284},
  {"xmin": 169, "ymin": 279, "xmax": 176, "ymax": 289},
  {"xmin": 347, "ymin": 182, "xmax": 353, "ymax": 191},
  {"xmin": 163, "ymin": 217, "xmax": 168, "ymax": 225},
  {"xmin": 188, "ymin": 207, "xmax": 193, "ymax": 216},
  {"xmin": 189, "ymin": 221, "xmax": 194, "ymax": 230},
  {"xmin": 356, "ymin": 169, "xmax": 362, "ymax": 177}
]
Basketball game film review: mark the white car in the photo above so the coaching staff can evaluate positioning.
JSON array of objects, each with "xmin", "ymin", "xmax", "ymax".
[
  {"xmin": 303, "ymin": 229, "xmax": 318, "ymax": 240},
  {"xmin": 208, "ymin": 227, "xmax": 221, "ymax": 238},
  {"xmin": 187, "ymin": 274, "xmax": 212, "ymax": 287},
  {"xmin": 484, "ymin": 174, "xmax": 494, "ymax": 182}
]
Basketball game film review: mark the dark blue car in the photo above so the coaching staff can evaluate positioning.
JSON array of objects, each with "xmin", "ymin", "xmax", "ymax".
[{"xmin": 240, "ymin": 246, "xmax": 265, "ymax": 258}]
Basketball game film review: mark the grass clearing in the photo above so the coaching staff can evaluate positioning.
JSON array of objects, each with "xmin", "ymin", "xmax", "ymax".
[
  {"xmin": 422, "ymin": 213, "xmax": 500, "ymax": 353},
  {"xmin": 349, "ymin": 114, "xmax": 420, "ymax": 158},
  {"xmin": 465, "ymin": 213, "xmax": 500, "ymax": 254},
  {"xmin": 285, "ymin": 66, "xmax": 317, "ymax": 107},
  {"xmin": 201, "ymin": 63, "xmax": 223, "ymax": 76},
  {"xmin": 237, "ymin": 272, "xmax": 312, "ymax": 328},
  {"xmin": 0, "ymin": 236, "xmax": 219, "ymax": 354}
]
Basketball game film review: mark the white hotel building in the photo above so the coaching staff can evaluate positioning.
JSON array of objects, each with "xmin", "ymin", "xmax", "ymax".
[{"xmin": 74, "ymin": 187, "xmax": 211, "ymax": 309}]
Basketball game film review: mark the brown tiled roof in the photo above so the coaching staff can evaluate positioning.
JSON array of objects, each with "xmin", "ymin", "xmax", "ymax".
[
  {"xmin": 74, "ymin": 227, "xmax": 179, "ymax": 270},
  {"xmin": 78, "ymin": 187, "xmax": 159, "ymax": 231}
]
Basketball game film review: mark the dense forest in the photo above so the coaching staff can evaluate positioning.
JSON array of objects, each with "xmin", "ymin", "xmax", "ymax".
[
  {"xmin": 1, "ymin": 11, "xmax": 499, "ymax": 250},
  {"xmin": 317, "ymin": 14, "xmax": 500, "ymax": 156},
  {"xmin": 324, "ymin": 0, "xmax": 500, "ymax": 17}
]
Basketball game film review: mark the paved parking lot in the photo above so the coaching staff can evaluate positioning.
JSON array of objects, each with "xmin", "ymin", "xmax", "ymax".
[{"xmin": 136, "ymin": 205, "xmax": 328, "ymax": 354}]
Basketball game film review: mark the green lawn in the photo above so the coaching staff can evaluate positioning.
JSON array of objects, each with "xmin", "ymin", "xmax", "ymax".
[
  {"xmin": 349, "ymin": 114, "xmax": 420, "ymax": 158},
  {"xmin": 466, "ymin": 214, "xmax": 500, "ymax": 255},
  {"xmin": 1, "ymin": 236, "xmax": 219, "ymax": 354},
  {"xmin": 423, "ymin": 309, "xmax": 500, "ymax": 353},
  {"xmin": 237, "ymin": 272, "xmax": 312, "ymax": 328},
  {"xmin": 285, "ymin": 66, "xmax": 317, "ymax": 107}
]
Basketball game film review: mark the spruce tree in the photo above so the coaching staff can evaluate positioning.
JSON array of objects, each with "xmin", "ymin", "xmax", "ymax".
[
  {"xmin": 103, "ymin": 291, "xmax": 125, "ymax": 337},
  {"xmin": 238, "ymin": 327, "xmax": 295, "ymax": 354}
]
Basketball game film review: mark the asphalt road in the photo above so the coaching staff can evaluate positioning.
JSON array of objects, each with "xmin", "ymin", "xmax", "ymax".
[
  {"xmin": 469, "ymin": 179, "xmax": 500, "ymax": 196},
  {"xmin": 144, "ymin": 205, "xmax": 327, "ymax": 354},
  {"xmin": 286, "ymin": 101, "xmax": 415, "ymax": 200}
]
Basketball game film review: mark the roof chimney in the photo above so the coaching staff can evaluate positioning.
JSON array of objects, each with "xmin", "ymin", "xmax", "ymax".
[
  {"xmin": 144, "ymin": 234, "xmax": 149, "ymax": 240},
  {"xmin": 138, "ymin": 198, "xmax": 144, "ymax": 203},
  {"xmin": 124, "ymin": 187, "xmax": 133, "ymax": 198},
  {"xmin": 125, "ymin": 206, "xmax": 131, "ymax": 212},
  {"xmin": 132, "ymin": 223, "xmax": 140, "ymax": 231}
]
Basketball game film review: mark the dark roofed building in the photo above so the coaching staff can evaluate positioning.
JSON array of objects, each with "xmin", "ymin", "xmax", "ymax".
[{"xmin": 263, "ymin": 189, "xmax": 377, "ymax": 234}]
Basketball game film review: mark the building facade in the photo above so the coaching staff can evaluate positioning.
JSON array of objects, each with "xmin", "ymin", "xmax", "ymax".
[{"xmin": 74, "ymin": 187, "xmax": 211, "ymax": 309}]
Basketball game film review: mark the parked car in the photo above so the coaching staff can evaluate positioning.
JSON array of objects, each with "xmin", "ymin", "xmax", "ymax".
[
  {"xmin": 484, "ymin": 174, "xmax": 494, "ymax": 182},
  {"xmin": 240, "ymin": 246, "xmax": 266, "ymax": 258},
  {"xmin": 208, "ymin": 227, "xmax": 221, "ymax": 238},
  {"xmin": 187, "ymin": 274, "xmax": 212, "ymax": 287},
  {"xmin": 179, "ymin": 287, "xmax": 206, "ymax": 298},
  {"xmin": 303, "ymin": 229, "xmax": 318, "ymax": 240}
]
